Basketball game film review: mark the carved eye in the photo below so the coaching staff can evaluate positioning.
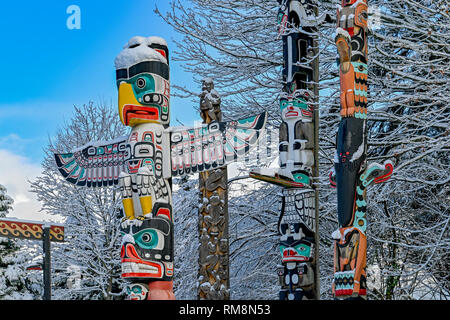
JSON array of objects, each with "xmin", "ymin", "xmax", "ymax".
[
  {"xmin": 141, "ymin": 233, "xmax": 152, "ymax": 243},
  {"xmin": 136, "ymin": 77, "xmax": 146, "ymax": 89},
  {"xmin": 134, "ymin": 229, "xmax": 164, "ymax": 250}
]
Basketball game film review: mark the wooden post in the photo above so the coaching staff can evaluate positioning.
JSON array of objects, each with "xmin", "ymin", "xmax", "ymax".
[{"xmin": 197, "ymin": 78, "xmax": 230, "ymax": 300}]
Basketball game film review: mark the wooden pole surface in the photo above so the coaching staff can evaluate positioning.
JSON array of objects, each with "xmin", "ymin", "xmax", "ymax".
[{"xmin": 197, "ymin": 78, "xmax": 230, "ymax": 300}]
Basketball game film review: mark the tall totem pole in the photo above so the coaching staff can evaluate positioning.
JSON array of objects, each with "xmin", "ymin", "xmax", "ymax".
[
  {"xmin": 250, "ymin": 0, "xmax": 327, "ymax": 300},
  {"xmin": 197, "ymin": 78, "xmax": 230, "ymax": 300},
  {"xmin": 54, "ymin": 36, "xmax": 267, "ymax": 300},
  {"xmin": 330, "ymin": 0, "xmax": 394, "ymax": 299}
]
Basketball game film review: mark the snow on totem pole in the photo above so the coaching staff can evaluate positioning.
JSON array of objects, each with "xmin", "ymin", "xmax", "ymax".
[
  {"xmin": 197, "ymin": 78, "xmax": 229, "ymax": 300},
  {"xmin": 250, "ymin": 0, "xmax": 327, "ymax": 300},
  {"xmin": 54, "ymin": 36, "xmax": 267, "ymax": 300},
  {"xmin": 330, "ymin": 0, "xmax": 394, "ymax": 299}
]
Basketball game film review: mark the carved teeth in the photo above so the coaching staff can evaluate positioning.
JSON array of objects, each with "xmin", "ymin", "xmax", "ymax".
[{"xmin": 122, "ymin": 262, "xmax": 159, "ymax": 273}]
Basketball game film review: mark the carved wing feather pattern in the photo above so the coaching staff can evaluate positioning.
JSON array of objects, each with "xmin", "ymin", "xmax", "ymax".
[
  {"xmin": 168, "ymin": 112, "xmax": 267, "ymax": 177},
  {"xmin": 54, "ymin": 136, "xmax": 128, "ymax": 187}
]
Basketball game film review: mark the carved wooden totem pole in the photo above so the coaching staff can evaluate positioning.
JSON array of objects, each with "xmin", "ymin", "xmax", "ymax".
[
  {"xmin": 54, "ymin": 36, "xmax": 267, "ymax": 300},
  {"xmin": 197, "ymin": 78, "xmax": 230, "ymax": 300},
  {"xmin": 330, "ymin": 0, "xmax": 394, "ymax": 299},
  {"xmin": 250, "ymin": 0, "xmax": 327, "ymax": 300}
]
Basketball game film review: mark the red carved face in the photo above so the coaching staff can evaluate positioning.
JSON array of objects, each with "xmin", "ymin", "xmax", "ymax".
[{"xmin": 120, "ymin": 207, "xmax": 173, "ymax": 281}]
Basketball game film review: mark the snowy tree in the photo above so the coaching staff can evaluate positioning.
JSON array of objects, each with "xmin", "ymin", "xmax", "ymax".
[
  {"xmin": 171, "ymin": 175, "xmax": 200, "ymax": 299},
  {"xmin": 0, "ymin": 185, "xmax": 42, "ymax": 300},
  {"xmin": 30, "ymin": 102, "xmax": 127, "ymax": 300},
  {"xmin": 157, "ymin": 0, "xmax": 449, "ymax": 300},
  {"xmin": 363, "ymin": 0, "xmax": 449, "ymax": 300},
  {"xmin": 0, "ymin": 184, "xmax": 13, "ymax": 217},
  {"xmin": 0, "ymin": 238, "xmax": 43, "ymax": 300}
]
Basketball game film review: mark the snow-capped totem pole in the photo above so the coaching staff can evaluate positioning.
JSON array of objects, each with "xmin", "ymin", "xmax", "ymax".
[
  {"xmin": 54, "ymin": 36, "xmax": 267, "ymax": 300},
  {"xmin": 197, "ymin": 78, "xmax": 229, "ymax": 300},
  {"xmin": 330, "ymin": 0, "xmax": 394, "ymax": 299},
  {"xmin": 250, "ymin": 0, "xmax": 327, "ymax": 300}
]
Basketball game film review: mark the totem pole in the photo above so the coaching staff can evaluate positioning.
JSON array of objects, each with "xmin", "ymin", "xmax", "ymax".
[
  {"xmin": 54, "ymin": 36, "xmax": 267, "ymax": 300},
  {"xmin": 330, "ymin": 0, "xmax": 393, "ymax": 299},
  {"xmin": 250, "ymin": 0, "xmax": 327, "ymax": 300},
  {"xmin": 197, "ymin": 78, "xmax": 229, "ymax": 300}
]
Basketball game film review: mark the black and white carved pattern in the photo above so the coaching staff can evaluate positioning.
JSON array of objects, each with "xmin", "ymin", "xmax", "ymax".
[{"xmin": 279, "ymin": 188, "xmax": 315, "ymax": 234}]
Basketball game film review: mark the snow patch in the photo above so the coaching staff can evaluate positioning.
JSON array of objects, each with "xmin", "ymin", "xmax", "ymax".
[
  {"xmin": 121, "ymin": 233, "xmax": 135, "ymax": 245},
  {"xmin": 72, "ymin": 135, "xmax": 128, "ymax": 153},
  {"xmin": 331, "ymin": 229, "xmax": 341, "ymax": 240},
  {"xmin": 350, "ymin": 142, "xmax": 364, "ymax": 162},
  {"xmin": 336, "ymin": 27, "xmax": 351, "ymax": 41},
  {"xmin": 115, "ymin": 36, "xmax": 168, "ymax": 70}
]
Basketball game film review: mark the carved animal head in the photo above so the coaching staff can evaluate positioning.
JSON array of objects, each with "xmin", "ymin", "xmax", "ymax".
[
  {"xmin": 120, "ymin": 214, "xmax": 173, "ymax": 281},
  {"xmin": 115, "ymin": 36, "xmax": 170, "ymax": 127}
]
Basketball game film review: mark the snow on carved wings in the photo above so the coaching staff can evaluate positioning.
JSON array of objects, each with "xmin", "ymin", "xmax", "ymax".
[
  {"xmin": 54, "ymin": 112, "xmax": 268, "ymax": 186},
  {"xmin": 168, "ymin": 112, "xmax": 268, "ymax": 177}
]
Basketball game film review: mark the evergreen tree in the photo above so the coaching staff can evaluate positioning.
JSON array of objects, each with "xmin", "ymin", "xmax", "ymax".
[
  {"xmin": 0, "ymin": 184, "xmax": 13, "ymax": 217},
  {"xmin": 0, "ymin": 184, "xmax": 41, "ymax": 299}
]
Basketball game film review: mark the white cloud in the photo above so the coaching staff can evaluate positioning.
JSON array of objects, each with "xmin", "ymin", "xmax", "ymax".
[
  {"xmin": 0, "ymin": 134, "xmax": 34, "ymax": 155},
  {"xmin": 0, "ymin": 149, "xmax": 55, "ymax": 222}
]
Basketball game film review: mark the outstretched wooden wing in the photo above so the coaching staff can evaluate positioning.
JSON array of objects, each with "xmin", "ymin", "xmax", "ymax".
[
  {"xmin": 168, "ymin": 112, "xmax": 267, "ymax": 177},
  {"xmin": 54, "ymin": 136, "xmax": 128, "ymax": 187}
]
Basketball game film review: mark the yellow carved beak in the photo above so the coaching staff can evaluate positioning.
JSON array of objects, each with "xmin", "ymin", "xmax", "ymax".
[{"xmin": 118, "ymin": 82, "xmax": 141, "ymax": 126}]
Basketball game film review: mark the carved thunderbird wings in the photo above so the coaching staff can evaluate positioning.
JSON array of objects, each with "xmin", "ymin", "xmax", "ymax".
[{"xmin": 54, "ymin": 112, "xmax": 267, "ymax": 186}]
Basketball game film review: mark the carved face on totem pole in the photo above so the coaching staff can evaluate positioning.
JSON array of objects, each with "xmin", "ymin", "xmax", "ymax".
[
  {"xmin": 126, "ymin": 283, "xmax": 149, "ymax": 300},
  {"xmin": 115, "ymin": 36, "xmax": 170, "ymax": 128},
  {"xmin": 278, "ymin": 90, "xmax": 314, "ymax": 187},
  {"xmin": 120, "ymin": 213, "xmax": 173, "ymax": 281}
]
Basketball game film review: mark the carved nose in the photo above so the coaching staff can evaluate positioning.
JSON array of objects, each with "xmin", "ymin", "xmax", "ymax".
[{"xmin": 121, "ymin": 243, "xmax": 141, "ymax": 260}]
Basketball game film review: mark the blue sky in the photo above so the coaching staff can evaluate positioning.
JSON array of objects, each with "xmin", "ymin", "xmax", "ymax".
[
  {"xmin": 0, "ymin": 0, "xmax": 199, "ymax": 164},
  {"xmin": 0, "ymin": 0, "xmax": 202, "ymax": 220}
]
